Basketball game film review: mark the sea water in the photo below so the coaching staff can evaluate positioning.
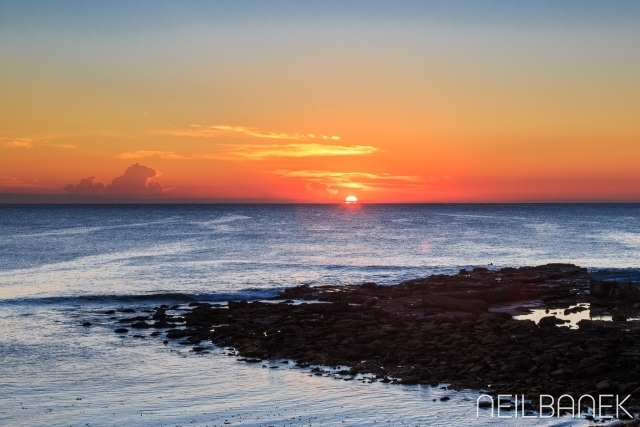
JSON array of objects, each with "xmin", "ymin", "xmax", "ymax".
[{"xmin": 1, "ymin": 203, "xmax": 639, "ymax": 426}]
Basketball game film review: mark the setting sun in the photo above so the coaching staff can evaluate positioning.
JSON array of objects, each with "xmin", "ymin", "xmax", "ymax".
[{"xmin": 345, "ymin": 195, "xmax": 358, "ymax": 203}]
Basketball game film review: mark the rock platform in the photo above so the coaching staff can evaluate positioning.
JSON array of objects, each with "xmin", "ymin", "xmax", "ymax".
[{"xmin": 116, "ymin": 264, "xmax": 640, "ymax": 414}]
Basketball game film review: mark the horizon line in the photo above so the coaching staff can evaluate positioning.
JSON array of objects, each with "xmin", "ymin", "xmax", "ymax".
[{"xmin": 1, "ymin": 194, "xmax": 640, "ymax": 205}]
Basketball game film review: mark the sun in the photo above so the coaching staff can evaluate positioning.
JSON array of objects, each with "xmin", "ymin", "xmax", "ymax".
[{"xmin": 345, "ymin": 195, "xmax": 358, "ymax": 204}]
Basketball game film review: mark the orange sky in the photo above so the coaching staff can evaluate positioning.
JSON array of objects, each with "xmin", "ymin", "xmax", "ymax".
[{"xmin": 1, "ymin": 2, "xmax": 639, "ymax": 202}]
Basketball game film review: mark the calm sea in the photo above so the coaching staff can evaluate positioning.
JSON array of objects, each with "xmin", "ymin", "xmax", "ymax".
[{"xmin": 1, "ymin": 204, "xmax": 638, "ymax": 426}]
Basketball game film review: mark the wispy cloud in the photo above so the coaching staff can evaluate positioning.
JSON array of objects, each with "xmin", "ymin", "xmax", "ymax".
[
  {"xmin": 273, "ymin": 170, "xmax": 425, "ymax": 192},
  {"xmin": 274, "ymin": 170, "xmax": 422, "ymax": 183},
  {"xmin": 1, "ymin": 137, "xmax": 78, "ymax": 149},
  {"xmin": 117, "ymin": 150, "xmax": 189, "ymax": 160},
  {"xmin": 2, "ymin": 138, "xmax": 33, "ymax": 148},
  {"xmin": 116, "ymin": 143, "xmax": 377, "ymax": 161},
  {"xmin": 223, "ymin": 143, "xmax": 377, "ymax": 159},
  {"xmin": 156, "ymin": 125, "xmax": 341, "ymax": 141},
  {"xmin": 0, "ymin": 175, "xmax": 55, "ymax": 189},
  {"xmin": 50, "ymin": 143, "xmax": 77, "ymax": 149}
]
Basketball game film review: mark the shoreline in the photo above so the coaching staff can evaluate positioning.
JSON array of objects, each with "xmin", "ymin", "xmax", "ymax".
[{"xmin": 119, "ymin": 264, "xmax": 640, "ymax": 419}]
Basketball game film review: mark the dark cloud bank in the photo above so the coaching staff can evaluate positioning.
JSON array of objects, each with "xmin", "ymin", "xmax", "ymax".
[{"xmin": 64, "ymin": 163, "xmax": 163, "ymax": 196}]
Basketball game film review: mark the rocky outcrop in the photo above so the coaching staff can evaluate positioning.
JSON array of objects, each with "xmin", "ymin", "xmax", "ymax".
[{"xmin": 113, "ymin": 264, "xmax": 640, "ymax": 412}]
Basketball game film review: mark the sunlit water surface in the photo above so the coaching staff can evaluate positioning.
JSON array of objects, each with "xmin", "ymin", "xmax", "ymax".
[{"xmin": 2, "ymin": 204, "xmax": 639, "ymax": 426}]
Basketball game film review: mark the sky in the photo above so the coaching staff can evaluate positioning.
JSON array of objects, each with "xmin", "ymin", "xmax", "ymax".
[{"xmin": 1, "ymin": 0, "xmax": 639, "ymax": 203}]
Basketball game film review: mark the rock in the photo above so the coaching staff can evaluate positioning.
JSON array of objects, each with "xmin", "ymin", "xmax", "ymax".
[
  {"xmin": 152, "ymin": 309, "xmax": 167, "ymax": 320},
  {"xmin": 422, "ymin": 294, "xmax": 489, "ymax": 312},
  {"xmin": 420, "ymin": 324, "xmax": 436, "ymax": 332},
  {"xmin": 563, "ymin": 306, "xmax": 588, "ymax": 315},
  {"xmin": 597, "ymin": 380, "xmax": 611, "ymax": 392},
  {"xmin": 612, "ymin": 314, "xmax": 627, "ymax": 322},
  {"xmin": 440, "ymin": 396, "xmax": 450, "ymax": 401},
  {"xmin": 538, "ymin": 316, "xmax": 564, "ymax": 328},
  {"xmin": 103, "ymin": 310, "xmax": 116, "ymax": 315},
  {"xmin": 82, "ymin": 322, "xmax": 92, "ymax": 327},
  {"xmin": 477, "ymin": 399, "xmax": 493, "ymax": 408},
  {"xmin": 118, "ymin": 316, "xmax": 149, "ymax": 323},
  {"xmin": 151, "ymin": 321, "xmax": 175, "ymax": 328},
  {"xmin": 166, "ymin": 329, "xmax": 190, "ymax": 339},
  {"xmin": 114, "ymin": 328, "xmax": 128, "ymax": 333},
  {"xmin": 469, "ymin": 366, "xmax": 483, "ymax": 374},
  {"xmin": 131, "ymin": 321, "xmax": 151, "ymax": 329}
]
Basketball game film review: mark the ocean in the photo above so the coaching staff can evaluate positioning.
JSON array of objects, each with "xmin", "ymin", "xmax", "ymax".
[{"xmin": 1, "ymin": 203, "xmax": 639, "ymax": 426}]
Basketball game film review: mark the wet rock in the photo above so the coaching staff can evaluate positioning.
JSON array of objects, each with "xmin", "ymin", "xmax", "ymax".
[
  {"xmin": 151, "ymin": 321, "xmax": 175, "ymax": 328},
  {"xmin": 469, "ymin": 366, "xmax": 483, "ymax": 374},
  {"xmin": 477, "ymin": 399, "xmax": 493, "ymax": 408},
  {"xmin": 422, "ymin": 294, "xmax": 488, "ymax": 312},
  {"xmin": 118, "ymin": 316, "xmax": 149, "ymax": 323},
  {"xmin": 103, "ymin": 310, "xmax": 116, "ymax": 315},
  {"xmin": 538, "ymin": 316, "xmax": 565, "ymax": 328},
  {"xmin": 131, "ymin": 321, "xmax": 151, "ymax": 329},
  {"xmin": 597, "ymin": 380, "xmax": 612, "ymax": 392},
  {"xmin": 166, "ymin": 329, "xmax": 190, "ymax": 339},
  {"xmin": 564, "ymin": 306, "xmax": 588, "ymax": 315},
  {"xmin": 153, "ymin": 309, "xmax": 167, "ymax": 320},
  {"xmin": 114, "ymin": 328, "xmax": 128, "ymax": 333},
  {"xmin": 82, "ymin": 322, "xmax": 92, "ymax": 327}
]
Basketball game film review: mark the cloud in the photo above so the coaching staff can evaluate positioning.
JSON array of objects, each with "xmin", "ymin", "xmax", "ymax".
[
  {"xmin": 306, "ymin": 181, "xmax": 339, "ymax": 198},
  {"xmin": 115, "ymin": 143, "xmax": 376, "ymax": 161},
  {"xmin": 50, "ymin": 144, "xmax": 77, "ymax": 149},
  {"xmin": 223, "ymin": 143, "xmax": 377, "ymax": 159},
  {"xmin": 156, "ymin": 125, "xmax": 340, "ymax": 141},
  {"xmin": 0, "ymin": 175, "xmax": 41, "ymax": 188},
  {"xmin": 2, "ymin": 138, "xmax": 33, "ymax": 148},
  {"xmin": 1, "ymin": 137, "xmax": 78, "ymax": 149},
  {"xmin": 273, "ymin": 170, "xmax": 425, "ymax": 192},
  {"xmin": 117, "ymin": 150, "xmax": 188, "ymax": 160},
  {"xmin": 64, "ymin": 163, "xmax": 163, "ymax": 196},
  {"xmin": 63, "ymin": 176, "xmax": 106, "ymax": 195},
  {"xmin": 108, "ymin": 163, "xmax": 162, "ymax": 195}
]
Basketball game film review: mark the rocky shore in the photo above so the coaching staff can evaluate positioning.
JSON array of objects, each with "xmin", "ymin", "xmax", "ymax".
[{"xmin": 115, "ymin": 264, "xmax": 640, "ymax": 416}]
